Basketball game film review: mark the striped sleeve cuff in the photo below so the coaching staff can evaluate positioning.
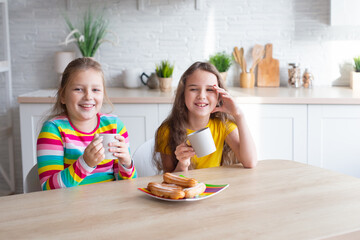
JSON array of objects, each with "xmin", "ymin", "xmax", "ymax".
[
  {"xmin": 79, "ymin": 155, "xmax": 96, "ymax": 173},
  {"xmin": 118, "ymin": 160, "xmax": 137, "ymax": 179},
  {"xmin": 120, "ymin": 159, "xmax": 134, "ymax": 172}
]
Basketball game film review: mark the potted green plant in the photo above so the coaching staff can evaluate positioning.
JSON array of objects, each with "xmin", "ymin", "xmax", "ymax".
[
  {"xmin": 351, "ymin": 56, "xmax": 360, "ymax": 91},
  {"xmin": 209, "ymin": 51, "xmax": 232, "ymax": 83},
  {"xmin": 156, "ymin": 60, "xmax": 174, "ymax": 92},
  {"xmin": 62, "ymin": 8, "xmax": 118, "ymax": 58}
]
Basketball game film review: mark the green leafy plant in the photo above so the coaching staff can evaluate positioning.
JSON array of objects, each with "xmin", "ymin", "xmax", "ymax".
[
  {"xmin": 63, "ymin": 8, "xmax": 117, "ymax": 57},
  {"xmin": 209, "ymin": 51, "xmax": 232, "ymax": 72},
  {"xmin": 156, "ymin": 60, "xmax": 174, "ymax": 78},
  {"xmin": 354, "ymin": 56, "xmax": 360, "ymax": 72}
]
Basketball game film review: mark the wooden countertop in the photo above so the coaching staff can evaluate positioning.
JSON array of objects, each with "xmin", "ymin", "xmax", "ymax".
[
  {"xmin": 17, "ymin": 86, "xmax": 360, "ymax": 104},
  {"xmin": 1, "ymin": 160, "xmax": 360, "ymax": 239}
]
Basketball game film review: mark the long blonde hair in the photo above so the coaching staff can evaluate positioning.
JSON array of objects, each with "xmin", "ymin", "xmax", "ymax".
[
  {"xmin": 46, "ymin": 57, "xmax": 112, "ymax": 121},
  {"xmin": 153, "ymin": 61, "xmax": 236, "ymax": 172}
]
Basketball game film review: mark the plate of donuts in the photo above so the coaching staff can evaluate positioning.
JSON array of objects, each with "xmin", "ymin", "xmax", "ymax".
[{"xmin": 138, "ymin": 173, "xmax": 229, "ymax": 202}]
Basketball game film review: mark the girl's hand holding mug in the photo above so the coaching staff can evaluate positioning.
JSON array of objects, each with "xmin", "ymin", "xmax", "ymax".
[
  {"xmin": 110, "ymin": 135, "xmax": 132, "ymax": 168},
  {"xmin": 83, "ymin": 134, "xmax": 105, "ymax": 168},
  {"xmin": 84, "ymin": 134, "xmax": 131, "ymax": 168},
  {"xmin": 174, "ymin": 142, "xmax": 195, "ymax": 170}
]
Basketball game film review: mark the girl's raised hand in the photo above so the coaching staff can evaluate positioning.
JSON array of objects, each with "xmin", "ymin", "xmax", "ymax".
[
  {"xmin": 110, "ymin": 135, "xmax": 132, "ymax": 168},
  {"xmin": 212, "ymin": 85, "xmax": 243, "ymax": 117},
  {"xmin": 174, "ymin": 142, "xmax": 195, "ymax": 171},
  {"xmin": 83, "ymin": 134, "xmax": 105, "ymax": 168}
]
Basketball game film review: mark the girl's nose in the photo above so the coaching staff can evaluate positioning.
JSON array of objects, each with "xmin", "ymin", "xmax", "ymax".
[
  {"xmin": 84, "ymin": 89, "xmax": 93, "ymax": 99},
  {"xmin": 197, "ymin": 89, "xmax": 206, "ymax": 99}
]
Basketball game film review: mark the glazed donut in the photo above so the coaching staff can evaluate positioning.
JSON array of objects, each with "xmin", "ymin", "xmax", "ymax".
[
  {"xmin": 163, "ymin": 172, "xmax": 198, "ymax": 188},
  {"xmin": 184, "ymin": 182, "xmax": 206, "ymax": 198},
  {"xmin": 147, "ymin": 182, "xmax": 185, "ymax": 200}
]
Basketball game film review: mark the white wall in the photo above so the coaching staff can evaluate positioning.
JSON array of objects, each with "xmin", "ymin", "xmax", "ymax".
[{"xmin": 4, "ymin": 0, "xmax": 360, "ymax": 193}]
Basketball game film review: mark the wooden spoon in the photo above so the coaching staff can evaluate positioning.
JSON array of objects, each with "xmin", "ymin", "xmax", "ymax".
[
  {"xmin": 250, "ymin": 44, "xmax": 264, "ymax": 73},
  {"xmin": 240, "ymin": 47, "xmax": 246, "ymax": 72},
  {"xmin": 233, "ymin": 47, "xmax": 241, "ymax": 66},
  {"xmin": 234, "ymin": 47, "xmax": 244, "ymax": 70}
]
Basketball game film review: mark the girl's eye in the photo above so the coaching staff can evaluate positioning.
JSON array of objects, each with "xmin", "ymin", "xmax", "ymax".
[
  {"xmin": 93, "ymin": 88, "xmax": 101, "ymax": 92},
  {"xmin": 190, "ymin": 88, "xmax": 198, "ymax": 91},
  {"xmin": 74, "ymin": 88, "xmax": 82, "ymax": 92},
  {"xmin": 206, "ymin": 89, "xmax": 214, "ymax": 92}
]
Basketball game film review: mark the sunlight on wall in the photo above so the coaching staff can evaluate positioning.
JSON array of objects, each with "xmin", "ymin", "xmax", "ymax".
[
  {"xmin": 203, "ymin": 6, "xmax": 215, "ymax": 58},
  {"xmin": 325, "ymin": 40, "xmax": 360, "ymax": 86}
]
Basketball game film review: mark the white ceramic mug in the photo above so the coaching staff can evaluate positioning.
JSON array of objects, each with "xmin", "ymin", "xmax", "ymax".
[
  {"xmin": 99, "ymin": 133, "xmax": 120, "ymax": 159},
  {"xmin": 187, "ymin": 127, "xmax": 216, "ymax": 158},
  {"xmin": 123, "ymin": 68, "xmax": 142, "ymax": 88}
]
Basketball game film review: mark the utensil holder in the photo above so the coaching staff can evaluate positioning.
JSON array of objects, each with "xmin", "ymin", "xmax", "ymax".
[{"xmin": 240, "ymin": 72, "xmax": 255, "ymax": 88}]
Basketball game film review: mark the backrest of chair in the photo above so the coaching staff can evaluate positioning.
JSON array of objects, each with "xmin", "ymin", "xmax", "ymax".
[
  {"xmin": 24, "ymin": 164, "xmax": 41, "ymax": 193},
  {"xmin": 132, "ymin": 138, "xmax": 158, "ymax": 177}
]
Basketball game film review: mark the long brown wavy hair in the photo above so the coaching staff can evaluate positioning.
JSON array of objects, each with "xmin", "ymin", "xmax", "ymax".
[
  {"xmin": 153, "ymin": 61, "xmax": 237, "ymax": 173},
  {"xmin": 46, "ymin": 57, "xmax": 113, "ymax": 122}
]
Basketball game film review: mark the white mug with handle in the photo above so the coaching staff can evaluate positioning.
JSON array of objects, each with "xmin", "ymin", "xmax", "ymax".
[
  {"xmin": 99, "ymin": 133, "xmax": 120, "ymax": 159},
  {"xmin": 123, "ymin": 68, "xmax": 142, "ymax": 88},
  {"xmin": 187, "ymin": 127, "xmax": 216, "ymax": 158}
]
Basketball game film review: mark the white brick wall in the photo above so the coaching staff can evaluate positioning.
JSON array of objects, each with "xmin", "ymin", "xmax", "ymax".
[{"xmin": 3, "ymin": 0, "xmax": 360, "ymax": 193}]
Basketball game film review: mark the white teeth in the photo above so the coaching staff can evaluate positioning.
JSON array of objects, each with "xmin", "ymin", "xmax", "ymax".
[
  {"xmin": 196, "ymin": 103, "xmax": 207, "ymax": 107},
  {"xmin": 81, "ymin": 104, "xmax": 93, "ymax": 108}
]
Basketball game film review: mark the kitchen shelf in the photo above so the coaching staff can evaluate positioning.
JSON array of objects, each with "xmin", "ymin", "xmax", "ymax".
[
  {"xmin": 136, "ymin": 0, "xmax": 204, "ymax": 10},
  {"xmin": 65, "ymin": 0, "xmax": 204, "ymax": 11},
  {"xmin": 0, "ymin": 0, "xmax": 15, "ymax": 195}
]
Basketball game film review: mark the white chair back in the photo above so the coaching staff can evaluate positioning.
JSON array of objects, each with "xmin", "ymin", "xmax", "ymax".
[
  {"xmin": 24, "ymin": 164, "xmax": 41, "ymax": 193},
  {"xmin": 132, "ymin": 138, "xmax": 158, "ymax": 177}
]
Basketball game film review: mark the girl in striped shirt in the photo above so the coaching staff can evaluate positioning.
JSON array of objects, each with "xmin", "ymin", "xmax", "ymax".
[{"xmin": 36, "ymin": 58, "xmax": 136, "ymax": 190}]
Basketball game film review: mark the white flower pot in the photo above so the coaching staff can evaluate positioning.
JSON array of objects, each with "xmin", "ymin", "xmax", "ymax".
[{"xmin": 350, "ymin": 71, "xmax": 360, "ymax": 91}]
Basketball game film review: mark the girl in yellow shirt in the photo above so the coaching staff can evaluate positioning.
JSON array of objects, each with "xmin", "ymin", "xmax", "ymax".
[{"xmin": 154, "ymin": 62, "xmax": 257, "ymax": 172}]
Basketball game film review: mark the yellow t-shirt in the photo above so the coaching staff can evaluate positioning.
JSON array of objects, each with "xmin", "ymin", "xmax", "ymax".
[{"xmin": 156, "ymin": 118, "xmax": 237, "ymax": 169}]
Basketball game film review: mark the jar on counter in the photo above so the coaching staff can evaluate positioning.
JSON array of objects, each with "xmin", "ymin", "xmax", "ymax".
[
  {"xmin": 288, "ymin": 63, "xmax": 301, "ymax": 88},
  {"xmin": 302, "ymin": 68, "xmax": 314, "ymax": 88}
]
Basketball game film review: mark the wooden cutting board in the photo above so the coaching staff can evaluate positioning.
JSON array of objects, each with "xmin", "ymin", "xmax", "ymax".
[{"xmin": 257, "ymin": 43, "xmax": 280, "ymax": 87}]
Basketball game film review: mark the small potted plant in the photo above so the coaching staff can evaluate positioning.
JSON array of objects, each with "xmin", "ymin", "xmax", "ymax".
[
  {"xmin": 61, "ymin": 8, "xmax": 118, "ymax": 58},
  {"xmin": 351, "ymin": 56, "xmax": 360, "ymax": 91},
  {"xmin": 156, "ymin": 60, "xmax": 174, "ymax": 92},
  {"xmin": 209, "ymin": 51, "xmax": 232, "ymax": 83}
]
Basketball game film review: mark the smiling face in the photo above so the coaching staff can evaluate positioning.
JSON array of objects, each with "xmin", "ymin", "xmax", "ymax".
[
  {"xmin": 61, "ymin": 68, "xmax": 104, "ymax": 130},
  {"xmin": 184, "ymin": 69, "xmax": 219, "ymax": 122}
]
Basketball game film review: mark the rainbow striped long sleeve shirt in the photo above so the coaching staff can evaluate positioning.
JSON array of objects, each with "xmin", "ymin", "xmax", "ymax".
[{"xmin": 36, "ymin": 113, "xmax": 137, "ymax": 190}]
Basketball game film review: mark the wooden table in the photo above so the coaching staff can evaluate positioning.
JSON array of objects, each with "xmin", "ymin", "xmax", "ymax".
[{"xmin": 1, "ymin": 160, "xmax": 360, "ymax": 239}]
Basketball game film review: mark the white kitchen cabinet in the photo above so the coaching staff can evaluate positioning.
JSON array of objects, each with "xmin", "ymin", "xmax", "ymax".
[
  {"xmin": 308, "ymin": 105, "xmax": 360, "ymax": 178},
  {"xmin": 111, "ymin": 104, "xmax": 158, "ymax": 153},
  {"xmin": 239, "ymin": 104, "xmax": 307, "ymax": 163},
  {"xmin": 158, "ymin": 104, "xmax": 172, "ymax": 124},
  {"xmin": 331, "ymin": 0, "xmax": 360, "ymax": 26}
]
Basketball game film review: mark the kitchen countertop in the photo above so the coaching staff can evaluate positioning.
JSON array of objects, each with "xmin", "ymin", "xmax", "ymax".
[{"xmin": 17, "ymin": 86, "xmax": 360, "ymax": 104}]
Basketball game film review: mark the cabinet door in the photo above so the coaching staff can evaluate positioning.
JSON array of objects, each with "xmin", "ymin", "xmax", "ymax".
[
  {"xmin": 112, "ymin": 104, "xmax": 158, "ymax": 155},
  {"xmin": 308, "ymin": 105, "xmax": 360, "ymax": 177},
  {"xmin": 158, "ymin": 104, "xmax": 172, "ymax": 124},
  {"xmin": 240, "ymin": 104, "xmax": 307, "ymax": 163}
]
